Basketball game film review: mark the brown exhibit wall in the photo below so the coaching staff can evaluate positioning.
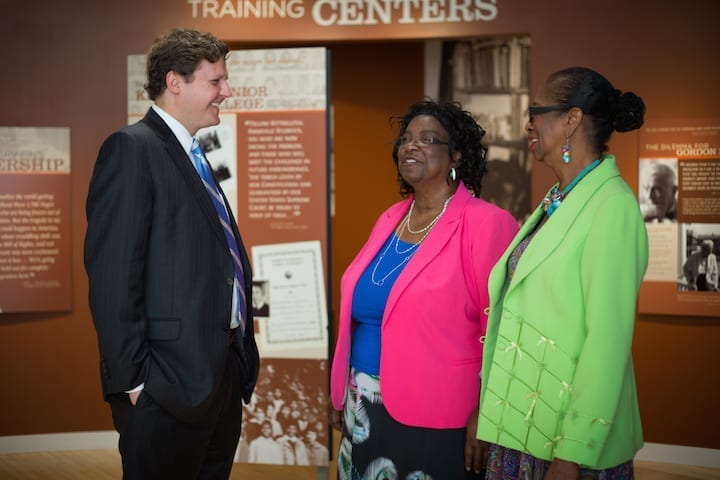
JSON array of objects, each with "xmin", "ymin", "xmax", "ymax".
[{"xmin": 1, "ymin": 0, "xmax": 719, "ymax": 450}]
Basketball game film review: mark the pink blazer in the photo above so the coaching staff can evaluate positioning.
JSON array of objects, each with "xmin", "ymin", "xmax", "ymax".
[{"xmin": 330, "ymin": 183, "xmax": 518, "ymax": 428}]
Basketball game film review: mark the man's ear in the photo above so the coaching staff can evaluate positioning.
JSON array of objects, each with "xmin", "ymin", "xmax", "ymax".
[{"xmin": 166, "ymin": 71, "xmax": 181, "ymax": 94}]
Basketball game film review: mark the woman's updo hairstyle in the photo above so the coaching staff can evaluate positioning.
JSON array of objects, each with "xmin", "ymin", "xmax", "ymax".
[{"xmin": 547, "ymin": 67, "xmax": 646, "ymax": 153}]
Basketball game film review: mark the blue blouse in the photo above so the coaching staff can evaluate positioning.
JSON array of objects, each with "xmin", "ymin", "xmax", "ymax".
[{"xmin": 350, "ymin": 233, "xmax": 415, "ymax": 375}]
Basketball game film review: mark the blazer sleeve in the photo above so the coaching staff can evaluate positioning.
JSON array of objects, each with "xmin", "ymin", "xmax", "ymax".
[
  {"xmin": 84, "ymin": 129, "xmax": 153, "ymax": 396},
  {"xmin": 466, "ymin": 206, "xmax": 519, "ymax": 327}
]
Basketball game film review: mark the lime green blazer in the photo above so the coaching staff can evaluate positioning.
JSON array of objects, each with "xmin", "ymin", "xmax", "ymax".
[{"xmin": 476, "ymin": 155, "xmax": 649, "ymax": 469}]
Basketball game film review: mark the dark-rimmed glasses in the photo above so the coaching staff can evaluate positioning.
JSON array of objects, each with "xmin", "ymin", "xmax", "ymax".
[
  {"xmin": 528, "ymin": 105, "xmax": 569, "ymax": 122},
  {"xmin": 397, "ymin": 136, "xmax": 449, "ymax": 148}
]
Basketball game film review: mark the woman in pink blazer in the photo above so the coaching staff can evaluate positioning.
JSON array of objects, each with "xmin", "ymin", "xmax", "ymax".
[{"xmin": 329, "ymin": 100, "xmax": 518, "ymax": 479}]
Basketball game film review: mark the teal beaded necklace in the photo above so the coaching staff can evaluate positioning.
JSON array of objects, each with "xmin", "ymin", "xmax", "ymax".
[{"xmin": 542, "ymin": 158, "xmax": 602, "ymax": 216}]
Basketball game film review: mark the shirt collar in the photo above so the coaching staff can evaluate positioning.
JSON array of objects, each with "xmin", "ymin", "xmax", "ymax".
[{"xmin": 151, "ymin": 104, "xmax": 194, "ymax": 157}]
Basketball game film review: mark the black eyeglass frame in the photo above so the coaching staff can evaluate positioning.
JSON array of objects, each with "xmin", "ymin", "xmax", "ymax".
[
  {"xmin": 528, "ymin": 105, "xmax": 570, "ymax": 118},
  {"xmin": 396, "ymin": 136, "xmax": 450, "ymax": 148}
]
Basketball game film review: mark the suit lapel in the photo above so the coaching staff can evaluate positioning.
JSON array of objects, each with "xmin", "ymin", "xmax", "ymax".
[
  {"xmin": 382, "ymin": 184, "xmax": 470, "ymax": 324},
  {"xmin": 344, "ymin": 202, "xmax": 408, "ymax": 294},
  {"xmin": 486, "ymin": 206, "xmax": 542, "ymax": 303},
  {"xmin": 504, "ymin": 157, "xmax": 618, "ymax": 294},
  {"xmin": 142, "ymin": 109, "xmax": 227, "ymax": 245}
]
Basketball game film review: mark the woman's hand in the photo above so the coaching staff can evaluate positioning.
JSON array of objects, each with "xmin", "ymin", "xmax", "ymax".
[
  {"xmin": 464, "ymin": 409, "xmax": 487, "ymax": 475},
  {"xmin": 327, "ymin": 396, "xmax": 344, "ymax": 432},
  {"xmin": 544, "ymin": 458, "xmax": 579, "ymax": 480}
]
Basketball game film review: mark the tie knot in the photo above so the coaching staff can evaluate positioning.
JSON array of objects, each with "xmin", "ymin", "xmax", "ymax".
[{"xmin": 191, "ymin": 138, "xmax": 203, "ymax": 156}]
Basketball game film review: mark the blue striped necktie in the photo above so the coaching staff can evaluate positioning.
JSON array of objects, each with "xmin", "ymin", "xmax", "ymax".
[{"xmin": 190, "ymin": 137, "xmax": 246, "ymax": 335}]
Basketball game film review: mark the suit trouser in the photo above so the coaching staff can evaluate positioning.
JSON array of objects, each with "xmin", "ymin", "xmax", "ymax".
[{"xmin": 108, "ymin": 352, "xmax": 244, "ymax": 480}]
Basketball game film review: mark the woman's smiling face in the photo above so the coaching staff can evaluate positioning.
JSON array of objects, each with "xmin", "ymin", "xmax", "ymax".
[
  {"xmin": 526, "ymin": 83, "xmax": 568, "ymax": 165},
  {"xmin": 396, "ymin": 115, "xmax": 454, "ymax": 191}
]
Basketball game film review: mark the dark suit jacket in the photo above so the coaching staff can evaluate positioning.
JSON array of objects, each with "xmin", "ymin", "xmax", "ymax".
[{"xmin": 84, "ymin": 108, "xmax": 259, "ymax": 423}]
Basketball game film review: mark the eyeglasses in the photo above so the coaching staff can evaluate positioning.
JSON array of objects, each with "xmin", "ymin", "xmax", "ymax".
[
  {"xmin": 528, "ymin": 105, "xmax": 569, "ymax": 122},
  {"xmin": 397, "ymin": 136, "xmax": 449, "ymax": 148}
]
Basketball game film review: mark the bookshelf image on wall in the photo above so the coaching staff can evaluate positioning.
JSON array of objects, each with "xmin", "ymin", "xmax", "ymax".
[{"xmin": 439, "ymin": 35, "xmax": 532, "ymax": 223}]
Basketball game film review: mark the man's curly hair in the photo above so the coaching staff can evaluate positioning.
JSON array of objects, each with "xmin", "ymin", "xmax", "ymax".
[{"xmin": 145, "ymin": 28, "xmax": 229, "ymax": 101}]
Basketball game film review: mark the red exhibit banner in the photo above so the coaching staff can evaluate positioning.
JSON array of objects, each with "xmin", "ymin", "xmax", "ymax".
[
  {"xmin": 0, "ymin": 127, "xmax": 73, "ymax": 314},
  {"xmin": 637, "ymin": 118, "xmax": 720, "ymax": 317}
]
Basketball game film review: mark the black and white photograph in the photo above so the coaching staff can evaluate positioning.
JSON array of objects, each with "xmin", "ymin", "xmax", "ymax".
[
  {"xmin": 252, "ymin": 279, "xmax": 270, "ymax": 317},
  {"xmin": 639, "ymin": 158, "xmax": 678, "ymax": 223},
  {"xmin": 428, "ymin": 35, "xmax": 532, "ymax": 223},
  {"xmin": 236, "ymin": 358, "xmax": 329, "ymax": 466},
  {"xmin": 679, "ymin": 223, "xmax": 719, "ymax": 292}
]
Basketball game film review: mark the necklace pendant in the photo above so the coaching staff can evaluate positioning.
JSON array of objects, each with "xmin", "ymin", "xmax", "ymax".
[
  {"xmin": 546, "ymin": 198, "xmax": 562, "ymax": 216},
  {"xmin": 543, "ymin": 158, "xmax": 603, "ymax": 217},
  {"xmin": 543, "ymin": 186, "xmax": 564, "ymax": 215}
]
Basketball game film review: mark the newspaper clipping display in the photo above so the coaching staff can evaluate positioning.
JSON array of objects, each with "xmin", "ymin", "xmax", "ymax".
[{"xmin": 638, "ymin": 119, "xmax": 720, "ymax": 317}]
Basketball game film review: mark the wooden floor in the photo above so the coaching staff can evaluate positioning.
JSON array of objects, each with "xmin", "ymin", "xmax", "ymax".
[
  {"xmin": 0, "ymin": 448, "xmax": 719, "ymax": 480},
  {"xmin": 0, "ymin": 449, "xmax": 331, "ymax": 480}
]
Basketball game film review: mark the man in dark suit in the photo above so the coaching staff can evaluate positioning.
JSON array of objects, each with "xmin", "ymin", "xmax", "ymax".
[{"xmin": 84, "ymin": 28, "xmax": 259, "ymax": 479}]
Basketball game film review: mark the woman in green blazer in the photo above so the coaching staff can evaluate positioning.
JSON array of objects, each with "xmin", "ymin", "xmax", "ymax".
[{"xmin": 474, "ymin": 67, "xmax": 648, "ymax": 479}]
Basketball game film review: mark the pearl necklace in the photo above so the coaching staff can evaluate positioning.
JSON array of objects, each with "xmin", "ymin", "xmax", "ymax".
[
  {"xmin": 405, "ymin": 194, "xmax": 455, "ymax": 234},
  {"xmin": 371, "ymin": 194, "xmax": 454, "ymax": 286}
]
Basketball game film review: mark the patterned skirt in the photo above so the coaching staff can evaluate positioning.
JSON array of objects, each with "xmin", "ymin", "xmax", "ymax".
[
  {"xmin": 338, "ymin": 368, "xmax": 481, "ymax": 480},
  {"xmin": 484, "ymin": 443, "xmax": 634, "ymax": 480}
]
